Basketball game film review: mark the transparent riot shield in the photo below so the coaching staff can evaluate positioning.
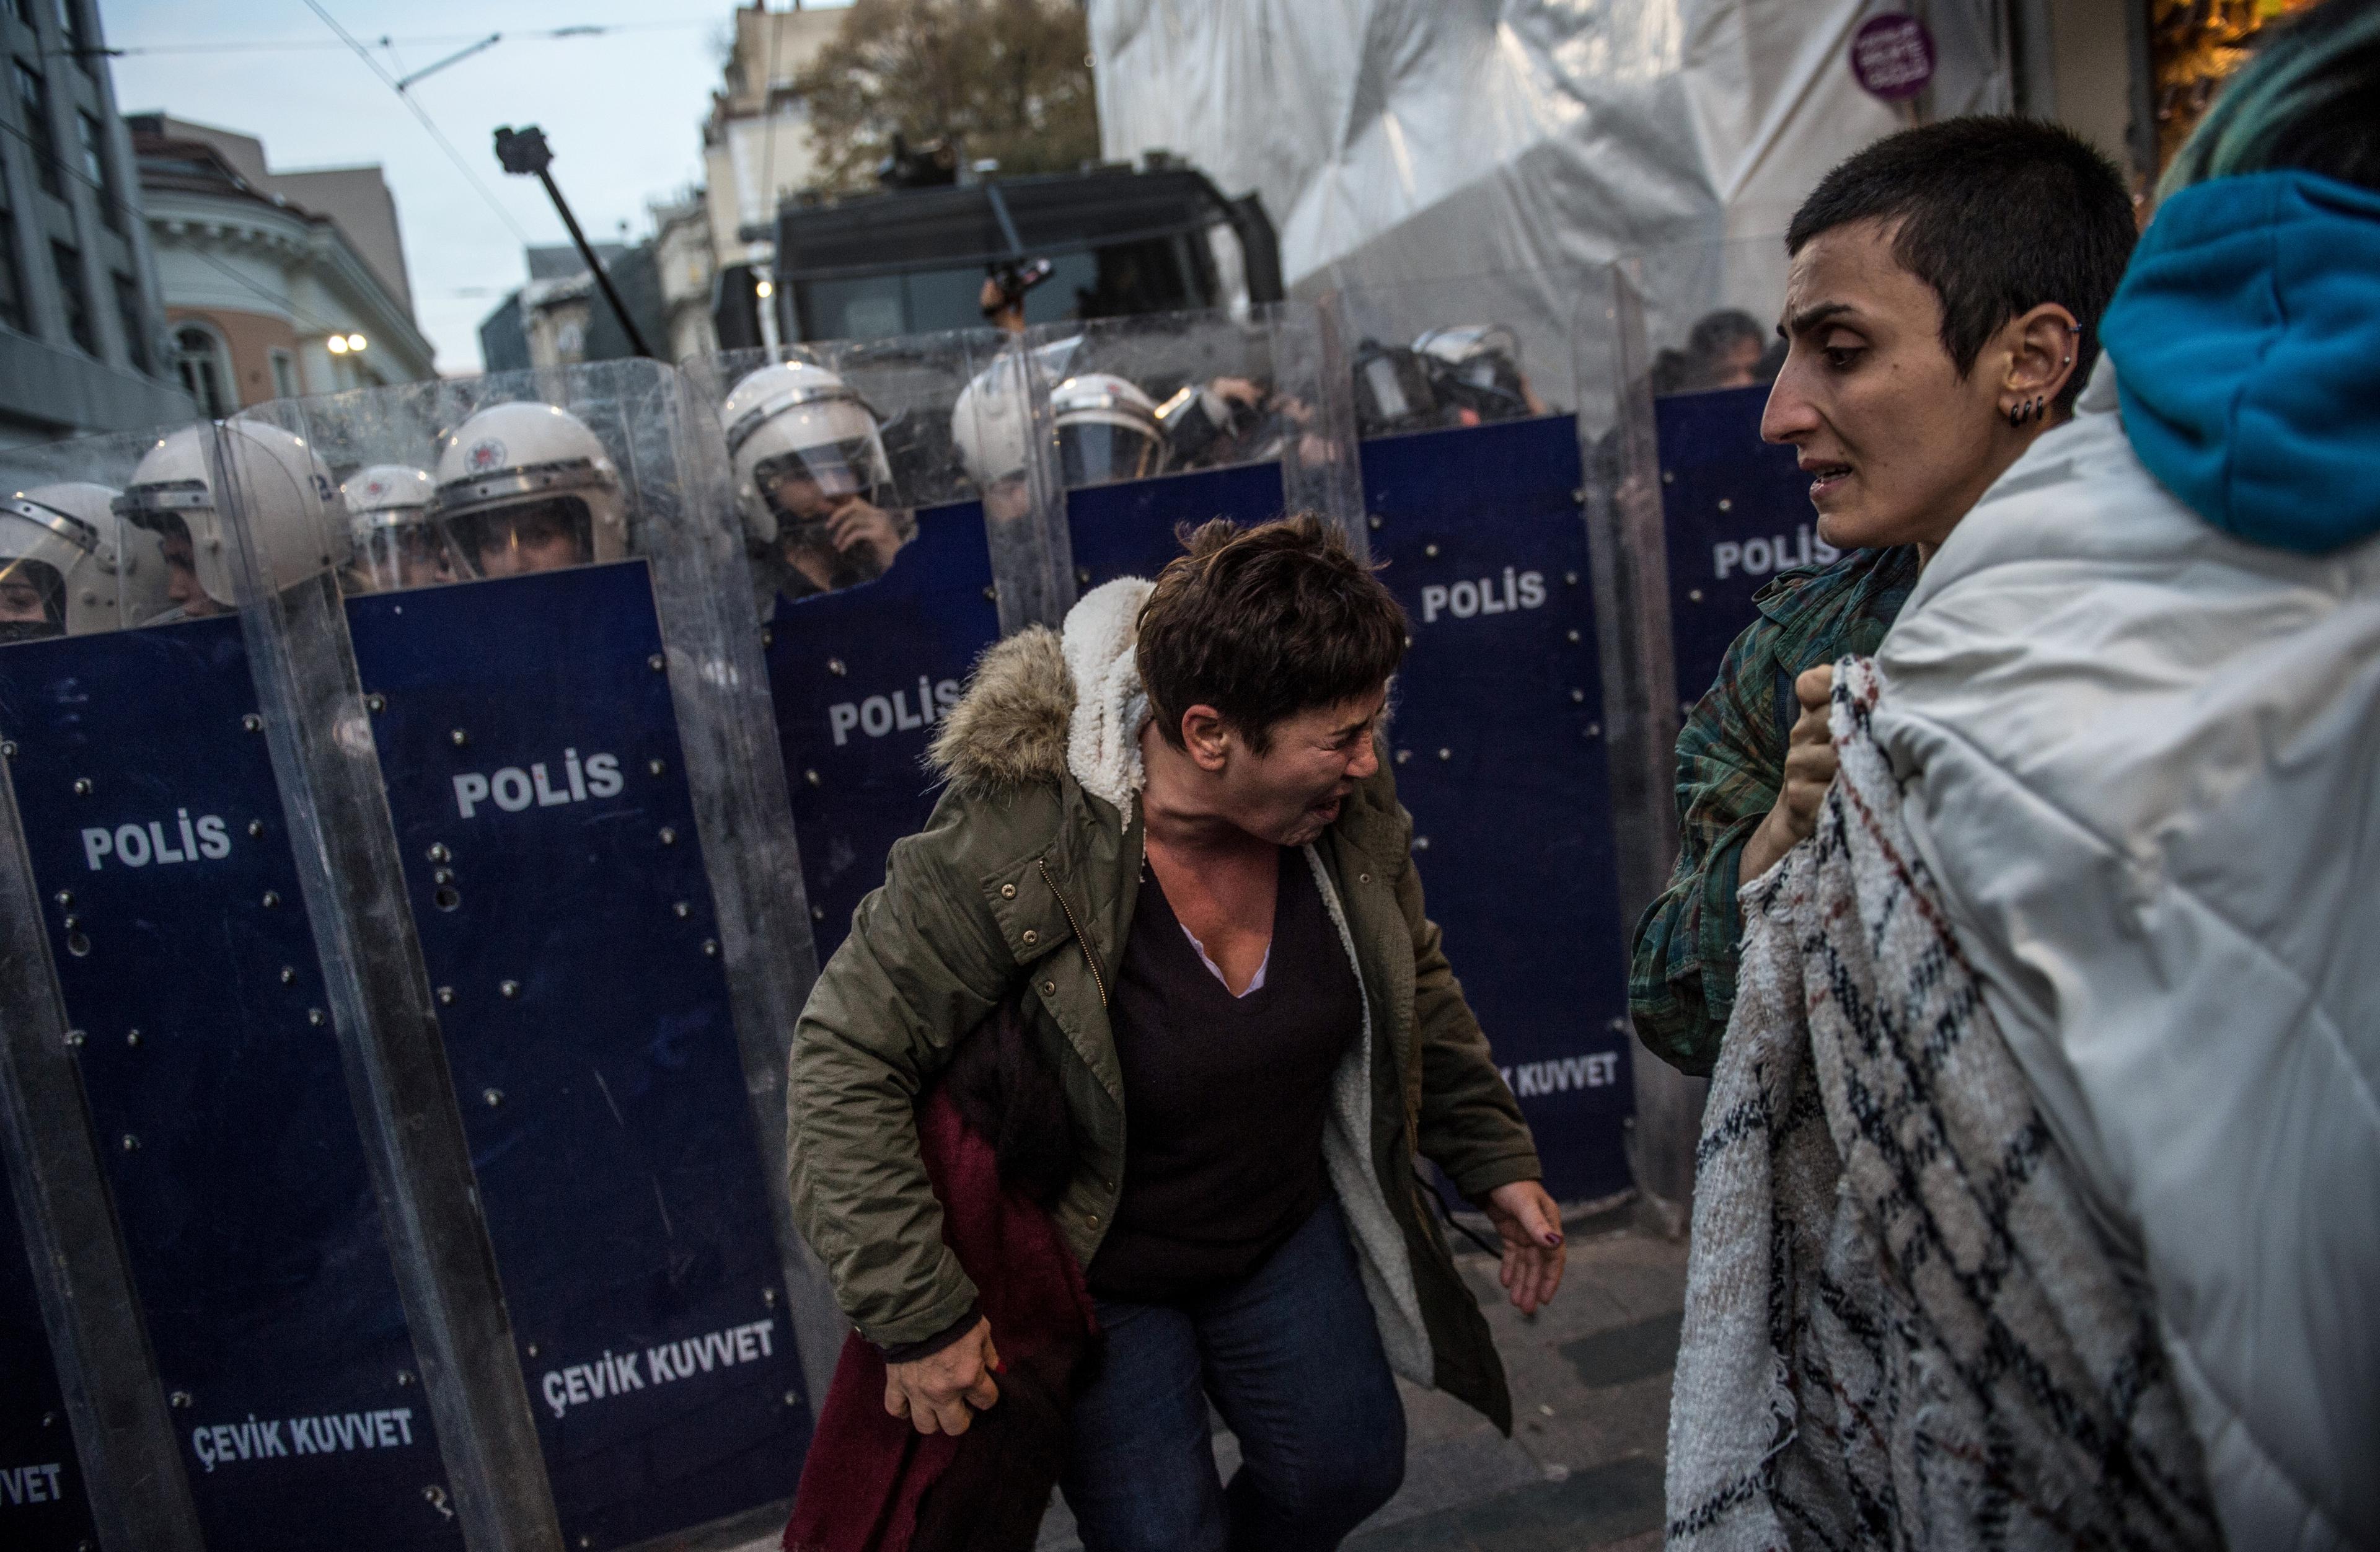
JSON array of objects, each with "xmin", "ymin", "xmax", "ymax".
[
  {"xmin": 1027, "ymin": 302, "xmax": 1367, "ymax": 589},
  {"xmin": 1327, "ymin": 273, "xmax": 1637, "ymax": 1206},
  {"xmin": 681, "ymin": 330, "xmax": 1059, "ymax": 969},
  {"xmin": 1589, "ymin": 234, "xmax": 1799, "ymax": 1210},
  {"xmin": 0, "ymin": 421, "xmax": 503, "ymax": 1550},
  {"xmin": 234, "ymin": 359, "xmax": 834, "ymax": 1550},
  {"xmin": 1615, "ymin": 234, "xmax": 1805, "ymax": 717}
]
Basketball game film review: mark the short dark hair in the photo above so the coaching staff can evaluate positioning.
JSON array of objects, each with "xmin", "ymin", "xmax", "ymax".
[
  {"xmin": 1787, "ymin": 117, "xmax": 2137, "ymax": 414},
  {"xmin": 1137, "ymin": 513, "xmax": 1404, "ymax": 752},
  {"xmin": 2163, "ymin": 0, "xmax": 2380, "ymax": 195}
]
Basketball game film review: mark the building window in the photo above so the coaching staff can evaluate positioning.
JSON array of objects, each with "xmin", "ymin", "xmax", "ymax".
[
  {"xmin": 0, "ymin": 210, "xmax": 23, "ymax": 334},
  {"xmin": 56, "ymin": 0, "xmax": 91, "ymax": 77},
  {"xmin": 174, "ymin": 324, "xmax": 231, "ymax": 415},
  {"xmin": 14, "ymin": 61, "xmax": 59, "ymax": 198},
  {"xmin": 50, "ymin": 240, "xmax": 89, "ymax": 351},
  {"xmin": 111, "ymin": 271, "xmax": 145, "ymax": 371},
  {"xmin": 76, "ymin": 110, "xmax": 116, "ymax": 229},
  {"xmin": 268, "ymin": 347, "xmax": 298, "ymax": 399}
]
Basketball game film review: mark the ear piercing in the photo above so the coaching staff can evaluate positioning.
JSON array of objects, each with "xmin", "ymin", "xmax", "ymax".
[{"xmin": 2005, "ymin": 395, "xmax": 2045, "ymax": 427}]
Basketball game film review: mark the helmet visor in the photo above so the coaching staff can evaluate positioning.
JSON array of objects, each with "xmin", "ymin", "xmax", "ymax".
[
  {"xmin": 1058, "ymin": 421, "xmax": 1166, "ymax": 488},
  {"xmin": 754, "ymin": 437, "xmax": 893, "ymax": 530},
  {"xmin": 348, "ymin": 517, "xmax": 472, "ymax": 593},
  {"xmin": 447, "ymin": 497, "xmax": 592, "ymax": 579},
  {"xmin": 1432, "ymin": 354, "xmax": 1530, "ymax": 420},
  {"xmin": 0, "ymin": 554, "xmax": 64, "ymax": 643}
]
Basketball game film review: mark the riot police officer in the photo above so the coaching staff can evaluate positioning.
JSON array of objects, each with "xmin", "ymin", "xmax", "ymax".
[
  {"xmin": 431, "ymin": 402, "xmax": 627, "ymax": 578},
  {"xmin": 951, "ymin": 349, "xmax": 1041, "ymax": 524},
  {"xmin": 1052, "ymin": 372, "xmax": 1170, "ymax": 487},
  {"xmin": 721, "ymin": 359, "xmax": 912, "ymax": 607},
  {"xmin": 1414, "ymin": 324, "xmax": 1546, "ymax": 423},
  {"xmin": 951, "ymin": 353, "xmax": 1175, "ymax": 509},
  {"xmin": 340, "ymin": 464, "xmax": 460, "ymax": 593},
  {"xmin": 116, "ymin": 421, "xmax": 347, "ymax": 620},
  {"xmin": 0, "ymin": 482, "xmax": 169, "ymax": 642}
]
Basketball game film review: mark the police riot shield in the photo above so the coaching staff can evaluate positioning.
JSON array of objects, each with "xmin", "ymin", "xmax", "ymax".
[
  {"xmin": 1589, "ymin": 234, "xmax": 1801, "ymax": 1209},
  {"xmin": 0, "ymin": 421, "xmax": 495, "ymax": 1550},
  {"xmin": 1331, "ymin": 272, "xmax": 1638, "ymax": 1206},
  {"xmin": 0, "ymin": 1171, "xmax": 98, "ymax": 1541},
  {"xmin": 682, "ymin": 330, "xmax": 1059, "ymax": 969},
  {"xmin": 1615, "ymin": 234, "xmax": 1804, "ymax": 716},
  {"xmin": 1028, "ymin": 303, "xmax": 1367, "ymax": 588},
  {"xmin": 233, "ymin": 359, "xmax": 833, "ymax": 1549}
]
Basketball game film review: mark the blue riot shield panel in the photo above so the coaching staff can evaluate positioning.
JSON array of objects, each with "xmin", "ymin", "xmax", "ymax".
[
  {"xmin": 0, "ymin": 425, "xmax": 464, "ymax": 1549},
  {"xmin": 1655, "ymin": 386, "xmax": 1830, "ymax": 712},
  {"xmin": 1607, "ymin": 236, "xmax": 1811, "ymax": 713},
  {"xmin": 687, "ymin": 332, "xmax": 1029, "ymax": 967},
  {"xmin": 1, "ymin": 1162, "xmax": 99, "ymax": 1545},
  {"xmin": 1360, "ymin": 414, "xmax": 1634, "ymax": 1202},
  {"xmin": 762, "ymin": 500, "xmax": 998, "ymax": 963},
  {"xmin": 243, "ymin": 361, "xmax": 816, "ymax": 1549}
]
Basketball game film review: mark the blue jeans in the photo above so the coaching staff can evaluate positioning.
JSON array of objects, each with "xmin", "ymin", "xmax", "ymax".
[{"xmin": 1060, "ymin": 1197, "xmax": 1406, "ymax": 1552}]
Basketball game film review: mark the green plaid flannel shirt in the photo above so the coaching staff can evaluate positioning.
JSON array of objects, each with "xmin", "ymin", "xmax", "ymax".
[{"xmin": 1629, "ymin": 545, "xmax": 1924, "ymax": 1076}]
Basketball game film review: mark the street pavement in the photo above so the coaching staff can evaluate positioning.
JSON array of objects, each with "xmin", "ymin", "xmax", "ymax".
[{"xmin": 720, "ymin": 1196, "xmax": 1684, "ymax": 1551}]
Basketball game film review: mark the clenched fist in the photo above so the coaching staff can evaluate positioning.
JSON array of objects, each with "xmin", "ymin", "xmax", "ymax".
[
  {"xmin": 1739, "ymin": 664, "xmax": 1837, "ymax": 884},
  {"xmin": 884, "ymin": 1316, "xmax": 1001, "ymax": 1436}
]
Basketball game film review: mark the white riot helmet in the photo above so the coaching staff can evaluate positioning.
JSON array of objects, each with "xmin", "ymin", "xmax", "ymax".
[
  {"xmin": 342, "ymin": 464, "xmax": 462, "ymax": 593},
  {"xmin": 1052, "ymin": 372, "xmax": 1168, "ymax": 488},
  {"xmin": 431, "ymin": 402, "xmax": 627, "ymax": 576},
  {"xmin": 951, "ymin": 353, "xmax": 1035, "ymax": 493},
  {"xmin": 0, "ymin": 483, "xmax": 168, "ymax": 640},
  {"xmin": 950, "ymin": 336, "xmax": 1086, "ymax": 496},
  {"xmin": 721, "ymin": 360, "xmax": 894, "ymax": 548},
  {"xmin": 115, "ymin": 421, "xmax": 349, "ymax": 614}
]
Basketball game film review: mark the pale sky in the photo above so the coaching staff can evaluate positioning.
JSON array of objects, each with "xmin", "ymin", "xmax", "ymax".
[{"xmin": 105, "ymin": 0, "xmax": 854, "ymax": 374}]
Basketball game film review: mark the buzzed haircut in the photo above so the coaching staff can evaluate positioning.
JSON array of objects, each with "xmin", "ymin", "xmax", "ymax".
[
  {"xmin": 1787, "ymin": 117, "xmax": 2137, "ymax": 414},
  {"xmin": 1137, "ymin": 513, "xmax": 1405, "ymax": 752}
]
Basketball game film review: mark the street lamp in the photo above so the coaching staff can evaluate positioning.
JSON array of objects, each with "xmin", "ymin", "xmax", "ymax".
[
  {"xmin": 346, "ymin": 333, "xmax": 368, "ymax": 352},
  {"xmin": 327, "ymin": 335, "xmax": 348, "ymax": 355}
]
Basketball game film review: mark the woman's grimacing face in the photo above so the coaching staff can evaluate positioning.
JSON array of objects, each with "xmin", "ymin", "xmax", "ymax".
[
  {"xmin": 1209, "ymin": 687, "xmax": 1388, "ymax": 848},
  {"xmin": 1760, "ymin": 218, "xmax": 2019, "ymax": 554}
]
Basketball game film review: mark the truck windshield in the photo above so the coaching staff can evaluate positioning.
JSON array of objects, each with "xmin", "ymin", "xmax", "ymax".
[{"xmin": 798, "ymin": 235, "xmax": 1209, "ymax": 342}]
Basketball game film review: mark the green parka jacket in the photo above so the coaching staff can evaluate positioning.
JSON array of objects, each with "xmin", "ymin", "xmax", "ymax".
[{"xmin": 785, "ymin": 609, "xmax": 1544, "ymax": 1431}]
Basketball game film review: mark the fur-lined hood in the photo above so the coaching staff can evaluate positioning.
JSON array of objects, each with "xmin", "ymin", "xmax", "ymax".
[
  {"xmin": 926, "ymin": 578, "xmax": 1153, "ymax": 808},
  {"xmin": 925, "ymin": 625, "xmax": 1073, "ymax": 795}
]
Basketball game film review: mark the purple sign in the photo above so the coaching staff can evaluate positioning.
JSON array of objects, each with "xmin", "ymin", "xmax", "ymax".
[{"xmin": 1851, "ymin": 13, "xmax": 1936, "ymax": 100}]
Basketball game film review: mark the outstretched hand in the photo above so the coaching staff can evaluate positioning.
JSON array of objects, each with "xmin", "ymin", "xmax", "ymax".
[
  {"xmin": 1479, "ymin": 1179, "xmax": 1566, "ymax": 1315},
  {"xmin": 884, "ymin": 1316, "xmax": 1001, "ymax": 1435}
]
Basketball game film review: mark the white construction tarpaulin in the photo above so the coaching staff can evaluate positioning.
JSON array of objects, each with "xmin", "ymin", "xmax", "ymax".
[{"xmin": 1090, "ymin": 0, "xmax": 2011, "ymax": 415}]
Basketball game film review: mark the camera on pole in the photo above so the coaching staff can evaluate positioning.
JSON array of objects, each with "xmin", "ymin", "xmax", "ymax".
[{"xmin": 492, "ymin": 124, "xmax": 654, "ymax": 360}]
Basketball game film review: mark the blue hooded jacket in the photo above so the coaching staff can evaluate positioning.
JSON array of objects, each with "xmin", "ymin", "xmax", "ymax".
[{"xmin": 2100, "ymin": 170, "xmax": 2380, "ymax": 554}]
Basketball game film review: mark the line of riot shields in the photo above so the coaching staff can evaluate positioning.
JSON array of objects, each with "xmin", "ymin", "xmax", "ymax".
[{"xmin": 0, "ymin": 258, "xmax": 1797, "ymax": 1550}]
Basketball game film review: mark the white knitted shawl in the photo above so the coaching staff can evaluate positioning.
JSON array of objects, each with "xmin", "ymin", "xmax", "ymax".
[{"xmin": 1665, "ymin": 656, "xmax": 2219, "ymax": 1552}]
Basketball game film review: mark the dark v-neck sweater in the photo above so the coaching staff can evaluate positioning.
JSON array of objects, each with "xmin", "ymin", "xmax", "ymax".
[{"xmin": 1086, "ymin": 847, "xmax": 1362, "ymax": 1303}]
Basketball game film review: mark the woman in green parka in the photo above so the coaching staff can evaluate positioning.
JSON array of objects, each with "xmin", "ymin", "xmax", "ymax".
[{"xmin": 786, "ymin": 515, "xmax": 1564, "ymax": 1550}]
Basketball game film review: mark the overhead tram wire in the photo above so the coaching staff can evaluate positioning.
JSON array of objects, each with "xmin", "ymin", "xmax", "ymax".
[
  {"xmin": 298, "ymin": 0, "xmax": 534, "ymax": 249},
  {"xmin": 90, "ymin": 22, "xmax": 711, "ymax": 59}
]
